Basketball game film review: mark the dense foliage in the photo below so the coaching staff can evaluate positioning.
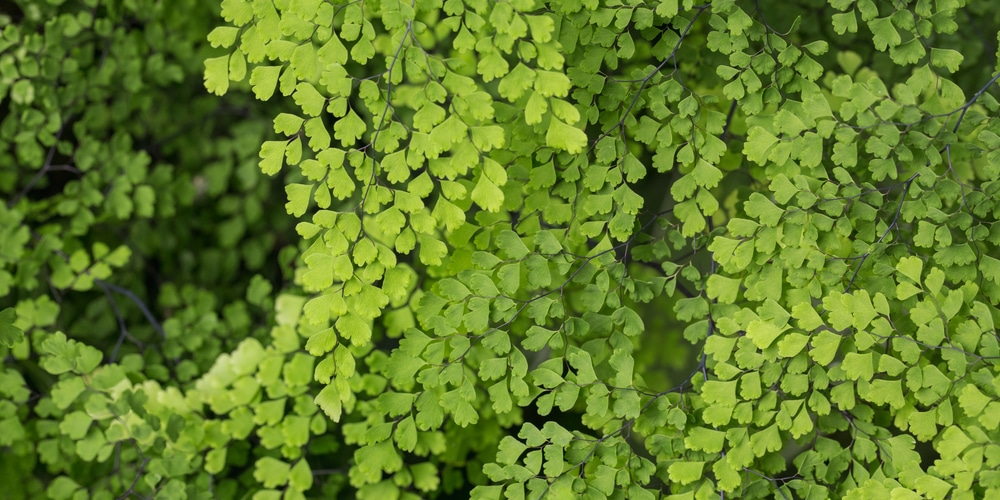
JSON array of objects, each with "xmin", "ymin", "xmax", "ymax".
[{"xmin": 4, "ymin": 0, "xmax": 1000, "ymax": 498}]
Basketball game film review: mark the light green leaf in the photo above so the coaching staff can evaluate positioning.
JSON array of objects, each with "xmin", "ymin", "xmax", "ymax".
[
  {"xmin": 546, "ymin": 118, "xmax": 587, "ymax": 154},
  {"xmin": 254, "ymin": 457, "xmax": 291, "ymax": 488},
  {"xmin": 204, "ymin": 56, "xmax": 230, "ymax": 96},
  {"xmin": 208, "ymin": 26, "xmax": 240, "ymax": 48},
  {"xmin": 667, "ymin": 461, "xmax": 704, "ymax": 486},
  {"xmin": 250, "ymin": 65, "xmax": 283, "ymax": 101}
]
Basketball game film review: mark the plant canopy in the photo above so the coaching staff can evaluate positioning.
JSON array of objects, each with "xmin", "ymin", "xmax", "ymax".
[{"xmin": 3, "ymin": 0, "xmax": 1000, "ymax": 498}]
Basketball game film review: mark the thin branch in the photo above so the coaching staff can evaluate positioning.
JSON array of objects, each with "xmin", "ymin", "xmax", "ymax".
[
  {"xmin": 116, "ymin": 457, "xmax": 150, "ymax": 500},
  {"xmin": 591, "ymin": 4, "xmax": 711, "ymax": 149},
  {"xmin": 100, "ymin": 283, "xmax": 142, "ymax": 362},
  {"xmin": 844, "ymin": 172, "xmax": 919, "ymax": 292},
  {"xmin": 95, "ymin": 279, "xmax": 166, "ymax": 340},
  {"xmin": 720, "ymin": 99, "xmax": 739, "ymax": 142},
  {"xmin": 8, "ymin": 112, "xmax": 74, "ymax": 208},
  {"xmin": 358, "ymin": 1, "xmax": 415, "ymax": 216},
  {"xmin": 951, "ymin": 71, "xmax": 1000, "ymax": 134}
]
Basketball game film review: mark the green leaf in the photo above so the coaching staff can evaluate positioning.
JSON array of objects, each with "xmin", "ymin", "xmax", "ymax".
[
  {"xmin": 282, "ymin": 353, "xmax": 313, "ymax": 387},
  {"xmin": 534, "ymin": 70, "xmax": 571, "ymax": 98},
  {"xmin": 810, "ymin": 330, "xmax": 841, "ymax": 366},
  {"xmin": 691, "ymin": 160, "xmax": 722, "ymax": 189},
  {"xmin": 523, "ymin": 326, "xmax": 557, "ymax": 351},
  {"xmin": 46, "ymin": 477, "xmax": 82, "ymax": 500},
  {"xmin": 792, "ymin": 302, "xmax": 825, "ymax": 331},
  {"xmin": 656, "ymin": 0, "xmax": 678, "ymax": 17},
  {"xmin": 0, "ymin": 308, "xmax": 24, "ymax": 347},
  {"xmin": 254, "ymin": 457, "xmax": 291, "ymax": 488},
  {"xmin": 288, "ymin": 459, "xmax": 313, "ymax": 491},
  {"xmin": 744, "ymin": 127, "xmax": 779, "ymax": 164},
  {"xmin": 706, "ymin": 275, "xmax": 741, "ymax": 304},
  {"xmin": 525, "ymin": 91, "xmax": 548, "ymax": 125},
  {"xmin": 315, "ymin": 384, "xmax": 343, "ymax": 422},
  {"xmin": 802, "ymin": 40, "xmax": 829, "ymax": 56},
  {"xmin": 207, "ymin": 26, "xmax": 240, "ymax": 48},
  {"xmin": 59, "ymin": 411, "xmax": 92, "ymax": 440},
  {"xmin": 395, "ymin": 416, "xmax": 418, "ymax": 451},
  {"xmin": 472, "ymin": 175, "xmax": 504, "ymax": 212},
  {"xmin": 869, "ymin": 17, "xmax": 901, "ymax": 50},
  {"xmin": 336, "ymin": 313, "xmax": 372, "ymax": 346},
  {"xmin": 980, "ymin": 255, "xmax": 1000, "ymax": 284},
  {"xmin": 205, "ymin": 448, "xmax": 227, "ymax": 474},
  {"xmin": 204, "ymin": 56, "xmax": 230, "ymax": 95},
  {"xmin": 937, "ymin": 426, "xmax": 972, "ymax": 460},
  {"xmin": 274, "ymin": 113, "xmax": 303, "ymax": 135},
  {"xmin": 250, "ymin": 65, "xmax": 282, "ymax": 101},
  {"xmin": 744, "ymin": 192, "xmax": 784, "ymax": 226},
  {"xmin": 546, "ymin": 118, "xmax": 587, "ymax": 154},
  {"xmin": 667, "ymin": 461, "xmax": 704, "ymax": 486},
  {"xmin": 221, "ymin": 0, "xmax": 254, "ymax": 25},
  {"xmin": 498, "ymin": 63, "xmax": 536, "ymax": 101},
  {"xmin": 259, "ymin": 141, "xmax": 286, "ymax": 175},
  {"xmin": 50, "ymin": 376, "xmax": 86, "ymax": 410},
  {"xmin": 318, "ymin": 34, "xmax": 349, "ymax": 65},
  {"xmin": 284, "ymin": 183, "xmax": 312, "ymax": 217},
  {"xmin": 304, "ymin": 118, "xmax": 331, "ymax": 151},
  {"xmin": 746, "ymin": 319, "xmax": 784, "ymax": 349},
  {"xmin": 496, "ymin": 436, "xmax": 527, "ymax": 465},
  {"xmin": 684, "ymin": 427, "xmax": 725, "ymax": 453},
  {"xmin": 842, "ymin": 352, "xmax": 874, "ymax": 381},
  {"xmin": 777, "ymin": 332, "xmax": 809, "ymax": 358},
  {"xmin": 294, "ymin": 83, "xmax": 327, "ymax": 117},
  {"xmin": 496, "ymin": 230, "xmax": 530, "ymax": 259},
  {"xmin": 958, "ymin": 384, "xmax": 991, "ymax": 417}
]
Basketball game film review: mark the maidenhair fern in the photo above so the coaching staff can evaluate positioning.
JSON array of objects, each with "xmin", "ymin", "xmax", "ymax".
[{"xmin": 2, "ymin": 0, "xmax": 1000, "ymax": 499}]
